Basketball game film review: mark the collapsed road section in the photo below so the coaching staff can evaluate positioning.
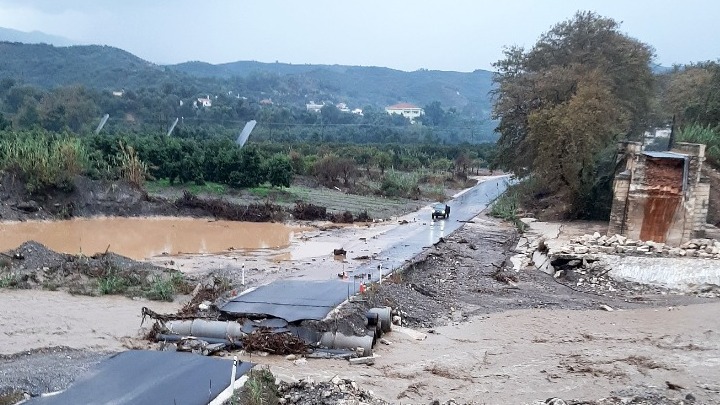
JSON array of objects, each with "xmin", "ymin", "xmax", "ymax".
[
  {"xmin": 27, "ymin": 350, "xmax": 254, "ymax": 405},
  {"xmin": 143, "ymin": 177, "xmax": 510, "ymax": 359}
]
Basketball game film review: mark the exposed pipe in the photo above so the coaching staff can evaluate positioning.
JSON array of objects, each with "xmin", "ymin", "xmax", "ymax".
[
  {"xmin": 319, "ymin": 332, "xmax": 374, "ymax": 356},
  {"xmin": 368, "ymin": 307, "xmax": 392, "ymax": 333},
  {"xmin": 166, "ymin": 320, "xmax": 245, "ymax": 340}
]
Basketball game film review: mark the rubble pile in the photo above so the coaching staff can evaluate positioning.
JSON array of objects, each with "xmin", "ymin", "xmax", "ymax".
[
  {"xmin": 557, "ymin": 232, "xmax": 720, "ymax": 259},
  {"xmin": 277, "ymin": 376, "xmax": 390, "ymax": 405}
]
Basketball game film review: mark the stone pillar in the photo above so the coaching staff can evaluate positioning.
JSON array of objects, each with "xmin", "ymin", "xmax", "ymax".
[{"xmin": 607, "ymin": 171, "xmax": 631, "ymax": 236}]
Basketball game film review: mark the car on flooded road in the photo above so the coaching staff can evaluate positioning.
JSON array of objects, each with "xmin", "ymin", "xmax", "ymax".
[{"xmin": 431, "ymin": 202, "xmax": 450, "ymax": 220}]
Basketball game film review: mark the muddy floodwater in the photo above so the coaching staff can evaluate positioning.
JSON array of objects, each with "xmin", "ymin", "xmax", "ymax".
[{"xmin": 0, "ymin": 217, "xmax": 307, "ymax": 260}]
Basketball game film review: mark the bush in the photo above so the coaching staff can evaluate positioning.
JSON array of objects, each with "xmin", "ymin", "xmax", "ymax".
[{"xmin": 379, "ymin": 169, "xmax": 420, "ymax": 198}]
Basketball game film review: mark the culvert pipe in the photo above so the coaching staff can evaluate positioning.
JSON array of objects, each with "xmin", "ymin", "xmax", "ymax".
[
  {"xmin": 166, "ymin": 320, "xmax": 245, "ymax": 340},
  {"xmin": 319, "ymin": 332, "xmax": 374, "ymax": 355},
  {"xmin": 366, "ymin": 312, "xmax": 380, "ymax": 328},
  {"xmin": 368, "ymin": 307, "xmax": 392, "ymax": 333}
]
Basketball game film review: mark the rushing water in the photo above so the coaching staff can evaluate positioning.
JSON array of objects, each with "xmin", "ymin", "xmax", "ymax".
[{"xmin": 0, "ymin": 217, "xmax": 307, "ymax": 260}]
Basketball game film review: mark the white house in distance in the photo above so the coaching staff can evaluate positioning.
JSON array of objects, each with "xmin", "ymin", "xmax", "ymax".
[
  {"xmin": 197, "ymin": 95, "xmax": 212, "ymax": 107},
  {"xmin": 385, "ymin": 102, "xmax": 424, "ymax": 122}
]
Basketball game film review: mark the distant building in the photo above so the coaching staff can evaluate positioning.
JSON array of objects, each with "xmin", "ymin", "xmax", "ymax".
[
  {"xmin": 306, "ymin": 101, "xmax": 324, "ymax": 113},
  {"xmin": 336, "ymin": 102, "xmax": 350, "ymax": 113},
  {"xmin": 197, "ymin": 95, "xmax": 212, "ymax": 107},
  {"xmin": 351, "ymin": 108, "xmax": 364, "ymax": 116},
  {"xmin": 385, "ymin": 102, "xmax": 424, "ymax": 122},
  {"xmin": 112, "ymin": 90, "xmax": 124, "ymax": 97},
  {"xmin": 260, "ymin": 98, "xmax": 274, "ymax": 106}
]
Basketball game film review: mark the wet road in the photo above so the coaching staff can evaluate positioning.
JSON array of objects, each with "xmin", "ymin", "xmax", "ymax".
[
  {"xmin": 354, "ymin": 175, "xmax": 511, "ymax": 279},
  {"xmin": 221, "ymin": 176, "xmax": 510, "ymax": 320}
]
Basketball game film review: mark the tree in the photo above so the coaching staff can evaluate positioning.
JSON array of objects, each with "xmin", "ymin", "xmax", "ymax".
[
  {"xmin": 492, "ymin": 11, "xmax": 654, "ymax": 215},
  {"xmin": 264, "ymin": 154, "xmax": 294, "ymax": 187},
  {"xmin": 375, "ymin": 151, "xmax": 392, "ymax": 175}
]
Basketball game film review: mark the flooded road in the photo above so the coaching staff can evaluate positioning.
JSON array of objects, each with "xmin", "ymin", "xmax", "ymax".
[{"xmin": 0, "ymin": 217, "xmax": 306, "ymax": 260}]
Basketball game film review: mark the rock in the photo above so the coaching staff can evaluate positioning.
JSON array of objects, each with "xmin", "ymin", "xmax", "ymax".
[
  {"xmin": 322, "ymin": 390, "xmax": 331, "ymax": 398},
  {"xmin": 16, "ymin": 201, "xmax": 40, "ymax": 213},
  {"xmin": 592, "ymin": 232, "xmax": 601, "ymax": 239},
  {"xmin": 331, "ymin": 375, "xmax": 342, "ymax": 385},
  {"xmin": 574, "ymin": 246, "xmax": 589, "ymax": 254},
  {"xmin": 293, "ymin": 358, "xmax": 307, "ymax": 365},
  {"xmin": 349, "ymin": 356, "xmax": 376, "ymax": 365},
  {"xmin": 599, "ymin": 304, "xmax": 614, "ymax": 311},
  {"xmin": 616, "ymin": 235, "xmax": 627, "ymax": 245},
  {"xmin": 392, "ymin": 315, "xmax": 401, "ymax": 325},
  {"xmin": 286, "ymin": 354, "xmax": 296, "ymax": 361},
  {"xmin": 636, "ymin": 245, "xmax": 650, "ymax": 252}
]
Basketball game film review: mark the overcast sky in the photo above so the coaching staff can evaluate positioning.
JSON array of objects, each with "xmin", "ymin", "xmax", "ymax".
[{"xmin": 0, "ymin": 0, "xmax": 717, "ymax": 72}]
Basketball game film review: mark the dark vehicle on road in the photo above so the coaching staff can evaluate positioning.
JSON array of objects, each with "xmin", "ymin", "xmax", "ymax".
[{"xmin": 431, "ymin": 202, "xmax": 450, "ymax": 220}]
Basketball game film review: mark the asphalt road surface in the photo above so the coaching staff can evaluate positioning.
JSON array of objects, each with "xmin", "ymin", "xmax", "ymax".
[{"xmin": 221, "ymin": 176, "xmax": 511, "ymax": 320}]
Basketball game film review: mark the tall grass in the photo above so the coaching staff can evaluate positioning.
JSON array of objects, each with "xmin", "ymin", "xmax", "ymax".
[
  {"xmin": 0, "ymin": 132, "xmax": 88, "ymax": 193},
  {"xmin": 115, "ymin": 141, "xmax": 149, "ymax": 187},
  {"xmin": 677, "ymin": 124, "xmax": 720, "ymax": 166},
  {"xmin": 490, "ymin": 190, "xmax": 526, "ymax": 231}
]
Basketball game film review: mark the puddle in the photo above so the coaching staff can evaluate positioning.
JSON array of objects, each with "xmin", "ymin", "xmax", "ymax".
[{"xmin": 0, "ymin": 217, "xmax": 307, "ymax": 260}]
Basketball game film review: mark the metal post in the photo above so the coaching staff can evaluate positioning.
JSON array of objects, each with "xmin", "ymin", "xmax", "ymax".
[
  {"xmin": 230, "ymin": 356, "xmax": 237, "ymax": 389},
  {"xmin": 241, "ymin": 264, "xmax": 245, "ymax": 286}
]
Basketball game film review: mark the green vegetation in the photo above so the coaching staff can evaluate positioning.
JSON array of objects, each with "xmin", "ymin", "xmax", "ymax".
[
  {"xmin": 146, "ymin": 272, "xmax": 188, "ymax": 302},
  {"xmin": 0, "ymin": 273, "xmax": 19, "ymax": 288},
  {"xmin": 230, "ymin": 367, "xmax": 279, "ymax": 405},
  {"xmin": 98, "ymin": 268, "xmax": 128, "ymax": 295},
  {"xmin": 677, "ymin": 124, "xmax": 720, "ymax": 166},
  {"xmin": 492, "ymin": 12, "xmax": 654, "ymax": 219},
  {"xmin": 0, "ymin": 131, "xmax": 88, "ymax": 192},
  {"xmin": 490, "ymin": 189, "xmax": 526, "ymax": 231},
  {"xmin": 0, "ymin": 42, "xmax": 495, "ymax": 142}
]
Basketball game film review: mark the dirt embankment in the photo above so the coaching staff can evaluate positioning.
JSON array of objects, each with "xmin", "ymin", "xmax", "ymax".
[{"xmin": 0, "ymin": 172, "xmax": 376, "ymax": 224}]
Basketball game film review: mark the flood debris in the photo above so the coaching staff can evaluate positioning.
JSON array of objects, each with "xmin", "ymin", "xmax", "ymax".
[
  {"xmin": 292, "ymin": 201, "xmax": 327, "ymax": 220},
  {"xmin": 277, "ymin": 376, "xmax": 390, "ymax": 405},
  {"xmin": 175, "ymin": 191, "xmax": 284, "ymax": 222},
  {"xmin": 241, "ymin": 329, "xmax": 308, "ymax": 355}
]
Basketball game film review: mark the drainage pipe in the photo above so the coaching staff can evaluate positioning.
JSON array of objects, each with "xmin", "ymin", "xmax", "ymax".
[
  {"xmin": 319, "ymin": 332, "xmax": 374, "ymax": 355},
  {"xmin": 368, "ymin": 307, "xmax": 392, "ymax": 333},
  {"xmin": 166, "ymin": 320, "xmax": 245, "ymax": 340},
  {"xmin": 366, "ymin": 312, "xmax": 380, "ymax": 327}
]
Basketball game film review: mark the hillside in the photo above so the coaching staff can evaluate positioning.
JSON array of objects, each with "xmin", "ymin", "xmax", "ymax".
[
  {"xmin": 0, "ymin": 41, "xmax": 184, "ymax": 90},
  {"xmin": 172, "ymin": 61, "xmax": 495, "ymax": 117},
  {"xmin": 0, "ymin": 41, "xmax": 494, "ymax": 119}
]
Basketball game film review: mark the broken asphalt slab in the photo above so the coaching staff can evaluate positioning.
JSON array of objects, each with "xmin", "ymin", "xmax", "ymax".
[{"xmin": 27, "ymin": 350, "xmax": 254, "ymax": 405}]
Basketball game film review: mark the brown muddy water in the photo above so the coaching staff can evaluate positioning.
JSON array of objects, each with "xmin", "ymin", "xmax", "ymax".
[{"xmin": 0, "ymin": 217, "xmax": 307, "ymax": 260}]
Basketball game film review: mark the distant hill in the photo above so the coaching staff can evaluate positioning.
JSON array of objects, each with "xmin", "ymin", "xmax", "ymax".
[
  {"xmin": 171, "ymin": 61, "xmax": 495, "ymax": 118},
  {"xmin": 0, "ymin": 41, "xmax": 183, "ymax": 89},
  {"xmin": 0, "ymin": 41, "xmax": 495, "ymax": 120},
  {"xmin": 0, "ymin": 27, "xmax": 77, "ymax": 46}
]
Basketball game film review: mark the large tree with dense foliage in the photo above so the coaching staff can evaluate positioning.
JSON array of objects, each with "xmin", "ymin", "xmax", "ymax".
[{"xmin": 492, "ymin": 11, "xmax": 655, "ymax": 216}]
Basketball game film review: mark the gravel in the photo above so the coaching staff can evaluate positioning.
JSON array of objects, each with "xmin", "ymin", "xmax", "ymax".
[{"xmin": 0, "ymin": 347, "xmax": 110, "ymax": 398}]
